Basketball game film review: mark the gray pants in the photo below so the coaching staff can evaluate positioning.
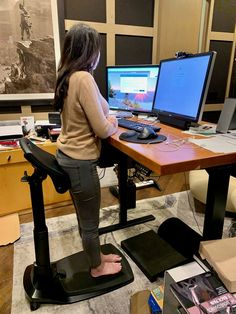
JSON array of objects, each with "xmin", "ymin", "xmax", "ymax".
[{"xmin": 56, "ymin": 150, "xmax": 101, "ymax": 268}]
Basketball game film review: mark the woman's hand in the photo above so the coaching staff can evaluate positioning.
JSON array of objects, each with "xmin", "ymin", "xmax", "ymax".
[{"xmin": 107, "ymin": 115, "xmax": 118, "ymax": 129}]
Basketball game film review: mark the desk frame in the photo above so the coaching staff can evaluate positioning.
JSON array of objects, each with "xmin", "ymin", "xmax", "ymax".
[
  {"xmin": 99, "ymin": 152, "xmax": 155, "ymax": 235},
  {"xmin": 204, "ymin": 165, "xmax": 232, "ymax": 239}
]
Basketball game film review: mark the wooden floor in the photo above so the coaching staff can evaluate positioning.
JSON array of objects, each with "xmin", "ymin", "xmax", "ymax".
[{"xmin": 0, "ymin": 172, "xmax": 189, "ymax": 314}]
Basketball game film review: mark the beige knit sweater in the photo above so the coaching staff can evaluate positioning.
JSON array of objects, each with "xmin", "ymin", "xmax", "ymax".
[{"xmin": 57, "ymin": 71, "xmax": 117, "ymax": 160}]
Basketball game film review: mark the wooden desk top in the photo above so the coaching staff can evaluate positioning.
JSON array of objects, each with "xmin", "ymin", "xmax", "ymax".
[
  {"xmin": 1, "ymin": 129, "xmax": 235, "ymax": 176},
  {"xmin": 108, "ymin": 121, "xmax": 236, "ymax": 176}
]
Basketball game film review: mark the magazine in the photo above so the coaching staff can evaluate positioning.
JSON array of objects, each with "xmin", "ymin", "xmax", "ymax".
[{"xmin": 170, "ymin": 271, "xmax": 236, "ymax": 314}]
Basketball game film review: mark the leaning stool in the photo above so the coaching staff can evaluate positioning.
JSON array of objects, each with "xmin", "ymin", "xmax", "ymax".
[{"xmin": 19, "ymin": 138, "xmax": 133, "ymax": 311}]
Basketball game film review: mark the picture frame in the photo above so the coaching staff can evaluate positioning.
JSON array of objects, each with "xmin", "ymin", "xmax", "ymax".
[{"xmin": 0, "ymin": 0, "xmax": 65, "ymax": 106}]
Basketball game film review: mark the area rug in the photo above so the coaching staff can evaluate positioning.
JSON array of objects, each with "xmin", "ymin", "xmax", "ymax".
[{"xmin": 11, "ymin": 191, "xmax": 233, "ymax": 314}]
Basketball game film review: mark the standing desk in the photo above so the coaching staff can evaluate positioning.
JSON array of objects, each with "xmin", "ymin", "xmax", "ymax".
[{"xmin": 101, "ymin": 121, "xmax": 236, "ymax": 241}]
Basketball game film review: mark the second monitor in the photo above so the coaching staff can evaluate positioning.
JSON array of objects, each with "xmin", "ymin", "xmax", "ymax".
[
  {"xmin": 152, "ymin": 51, "xmax": 216, "ymax": 130},
  {"xmin": 106, "ymin": 64, "xmax": 159, "ymax": 116}
]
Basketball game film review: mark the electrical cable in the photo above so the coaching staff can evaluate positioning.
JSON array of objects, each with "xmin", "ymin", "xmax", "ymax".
[
  {"xmin": 184, "ymin": 172, "xmax": 202, "ymax": 235},
  {"xmin": 98, "ymin": 168, "xmax": 106, "ymax": 180}
]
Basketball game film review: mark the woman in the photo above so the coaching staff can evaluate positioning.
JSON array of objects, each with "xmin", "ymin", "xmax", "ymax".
[{"xmin": 54, "ymin": 23, "xmax": 121, "ymax": 277}]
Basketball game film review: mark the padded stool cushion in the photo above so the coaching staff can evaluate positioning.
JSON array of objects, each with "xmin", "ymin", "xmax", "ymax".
[{"xmin": 189, "ymin": 170, "xmax": 236, "ymax": 212}]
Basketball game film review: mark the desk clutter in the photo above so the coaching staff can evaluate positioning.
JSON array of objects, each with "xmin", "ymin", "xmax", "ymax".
[
  {"xmin": 0, "ymin": 120, "xmax": 23, "ymax": 143},
  {"xmin": 35, "ymin": 112, "xmax": 61, "ymax": 141},
  {"xmin": 34, "ymin": 119, "xmax": 61, "ymax": 141},
  {"xmin": 0, "ymin": 119, "xmax": 22, "ymax": 149},
  {"xmin": 0, "ymin": 113, "xmax": 61, "ymax": 149}
]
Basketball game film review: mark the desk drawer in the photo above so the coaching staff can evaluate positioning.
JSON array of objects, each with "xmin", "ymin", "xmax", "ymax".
[
  {"xmin": 0, "ymin": 142, "xmax": 57, "ymax": 166},
  {"xmin": 0, "ymin": 149, "xmax": 25, "ymax": 165},
  {"xmin": 0, "ymin": 142, "xmax": 70, "ymax": 216}
]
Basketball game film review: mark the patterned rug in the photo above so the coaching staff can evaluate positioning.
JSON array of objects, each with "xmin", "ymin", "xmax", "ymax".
[{"xmin": 11, "ymin": 191, "xmax": 233, "ymax": 314}]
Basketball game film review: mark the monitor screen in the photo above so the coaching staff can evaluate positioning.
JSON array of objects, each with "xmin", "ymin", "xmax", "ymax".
[
  {"xmin": 106, "ymin": 65, "xmax": 159, "ymax": 114},
  {"xmin": 152, "ymin": 52, "xmax": 216, "ymax": 129}
]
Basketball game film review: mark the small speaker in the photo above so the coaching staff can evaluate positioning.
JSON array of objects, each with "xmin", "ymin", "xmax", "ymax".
[{"xmin": 216, "ymin": 98, "xmax": 236, "ymax": 133}]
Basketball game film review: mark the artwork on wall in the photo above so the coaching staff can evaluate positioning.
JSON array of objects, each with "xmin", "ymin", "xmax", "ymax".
[{"xmin": 0, "ymin": 0, "xmax": 62, "ymax": 102}]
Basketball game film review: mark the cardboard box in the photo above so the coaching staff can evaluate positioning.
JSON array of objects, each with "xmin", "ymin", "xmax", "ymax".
[
  {"xmin": 130, "ymin": 290, "xmax": 151, "ymax": 314},
  {"xmin": 0, "ymin": 213, "xmax": 20, "ymax": 245},
  {"xmin": 199, "ymin": 237, "xmax": 236, "ymax": 293}
]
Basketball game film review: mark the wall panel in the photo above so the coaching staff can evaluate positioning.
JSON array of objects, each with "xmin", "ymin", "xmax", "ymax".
[
  {"xmin": 115, "ymin": 0, "xmax": 154, "ymax": 27},
  {"xmin": 115, "ymin": 35, "xmax": 153, "ymax": 65},
  {"xmin": 205, "ymin": 0, "xmax": 236, "ymax": 110},
  {"xmin": 64, "ymin": 0, "xmax": 106, "ymax": 22}
]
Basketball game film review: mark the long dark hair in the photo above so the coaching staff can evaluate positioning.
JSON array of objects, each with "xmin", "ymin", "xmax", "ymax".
[{"xmin": 53, "ymin": 23, "xmax": 101, "ymax": 111}]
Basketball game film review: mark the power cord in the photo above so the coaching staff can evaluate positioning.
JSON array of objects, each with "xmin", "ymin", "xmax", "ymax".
[
  {"xmin": 98, "ymin": 167, "xmax": 106, "ymax": 180},
  {"xmin": 109, "ymin": 162, "xmax": 162, "ymax": 199},
  {"xmin": 184, "ymin": 172, "xmax": 202, "ymax": 235}
]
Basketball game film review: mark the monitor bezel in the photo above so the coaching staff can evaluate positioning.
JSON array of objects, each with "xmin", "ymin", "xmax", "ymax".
[
  {"xmin": 152, "ymin": 51, "xmax": 216, "ymax": 129},
  {"xmin": 106, "ymin": 64, "xmax": 159, "ymax": 115}
]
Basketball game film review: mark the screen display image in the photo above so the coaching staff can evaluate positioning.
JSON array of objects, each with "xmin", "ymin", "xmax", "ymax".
[
  {"xmin": 152, "ymin": 52, "xmax": 216, "ymax": 129},
  {"xmin": 106, "ymin": 65, "xmax": 159, "ymax": 114}
]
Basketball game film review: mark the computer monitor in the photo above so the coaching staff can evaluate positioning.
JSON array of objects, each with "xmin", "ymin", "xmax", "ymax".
[
  {"xmin": 106, "ymin": 65, "xmax": 159, "ymax": 116},
  {"xmin": 152, "ymin": 51, "xmax": 216, "ymax": 129}
]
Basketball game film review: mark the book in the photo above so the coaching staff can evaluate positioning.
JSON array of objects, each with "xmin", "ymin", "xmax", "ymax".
[
  {"xmin": 170, "ymin": 271, "xmax": 236, "ymax": 314},
  {"xmin": 148, "ymin": 285, "xmax": 164, "ymax": 313},
  {"xmin": 199, "ymin": 237, "xmax": 236, "ymax": 293}
]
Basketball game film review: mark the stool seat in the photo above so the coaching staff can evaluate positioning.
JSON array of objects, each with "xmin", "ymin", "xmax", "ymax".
[
  {"xmin": 20, "ymin": 138, "xmax": 70, "ymax": 194},
  {"xmin": 189, "ymin": 170, "xmax": 236, "ymax": 213}
]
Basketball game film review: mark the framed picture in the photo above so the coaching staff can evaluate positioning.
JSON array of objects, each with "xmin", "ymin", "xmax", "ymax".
[{"xmin": 0, "ymin": 0, "xmax": 64, "ymax": 104}]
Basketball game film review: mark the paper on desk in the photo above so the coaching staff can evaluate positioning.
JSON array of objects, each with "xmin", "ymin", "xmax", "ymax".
[
  {"xmin": 0, "ymin": 125, "xmax": 23, "ymax": 137},
  {"xmin": 188, "ymin": 134, "xmax": 236, "ymax": 153}
]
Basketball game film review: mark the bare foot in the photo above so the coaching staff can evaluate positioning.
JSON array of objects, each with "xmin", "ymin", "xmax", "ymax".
[
  {"xmin": 101, "ymin": 253, "xmax": 122, "ymax": 263},
  {"xmin": 91, "ymin": 262, "xmax": 122, "ymax": 277}
]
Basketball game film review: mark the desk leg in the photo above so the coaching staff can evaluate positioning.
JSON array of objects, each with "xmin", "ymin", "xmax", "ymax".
[
  {"xmin": 203, "ymin": 165, "xmax": 231, "ymax": 240},
  {"xmin": 99, "ymin": 153, "xmax": 155, "ymax": 235}
]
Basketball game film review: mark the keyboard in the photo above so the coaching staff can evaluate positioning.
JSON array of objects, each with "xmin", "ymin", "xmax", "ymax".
[{"xmin": 118, "ymin": 118, "xmax": 161, "ymax": 132}]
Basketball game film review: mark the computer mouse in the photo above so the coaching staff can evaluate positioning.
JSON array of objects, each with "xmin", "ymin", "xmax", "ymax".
[
  {"xmin": 120, "ymin": 130, "xmax": 137, "ymax": 138},
  {"xmin": 137, "ymin": 127, "xmax": 158, "ymax": 140}
]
